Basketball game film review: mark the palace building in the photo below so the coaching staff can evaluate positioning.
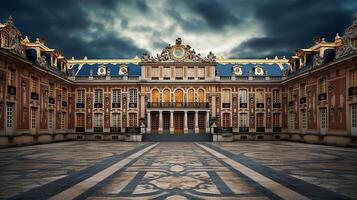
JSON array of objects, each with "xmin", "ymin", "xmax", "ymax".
[{"xmin": 0, "ymin": 14, "xmax": 357, "ymax": 147}]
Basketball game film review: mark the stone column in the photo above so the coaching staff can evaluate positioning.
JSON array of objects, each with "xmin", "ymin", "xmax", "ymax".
[
  {"xmin": 206, "ymin": 111, "xmax": 210, "ymax": 133},
  {"xmin": 159, "ymin": 110, "xmax": 163, "ymax": 134},
  {"xmin": 146, "ymin": 111, "xmax": 151, "ymax": 134},
  {"xmin": 184, "ymin": 110, "xmax": 188, "ymax": 134},
  {"xmin": 170, "ymin": 110, "xmax": 174, "ymax": 134},
  {"xmin": 194, "ymin": 111, "xmax": 199, "ymax": 133}
]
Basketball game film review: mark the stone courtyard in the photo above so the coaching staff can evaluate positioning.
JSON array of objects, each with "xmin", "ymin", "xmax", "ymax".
[{"xmin": 0, "ymin": 141, "xmax": 356, "ymax": 200}]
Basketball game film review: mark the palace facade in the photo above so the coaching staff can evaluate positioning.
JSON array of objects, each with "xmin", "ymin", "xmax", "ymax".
[{"xmin": 0, "ymin": 14, "xmax": 357, "ymax": 147}]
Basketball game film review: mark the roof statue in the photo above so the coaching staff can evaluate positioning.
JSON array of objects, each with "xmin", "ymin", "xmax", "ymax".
[
  {"xmin": 0, "ymin": 16, "xmax": 26, "ymax": 57},
  {"xmin": 141, "ymin": 37, "xmax": 216, "ymax": 63},
  {"xmin": 336, "ymin": 12, "xmax": 357, "ymax": 59}
]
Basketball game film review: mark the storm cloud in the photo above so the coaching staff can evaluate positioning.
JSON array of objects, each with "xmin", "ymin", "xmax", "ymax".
[{"xmin": 0, "ymin": 0, "xmax": 356, "ymax": 59}]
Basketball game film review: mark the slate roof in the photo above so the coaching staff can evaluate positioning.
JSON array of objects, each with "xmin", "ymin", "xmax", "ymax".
[
  {"xmin": 68, "ymin": 63, "xmax": 141, "ymax": 76},
  {"xmin": 216, "ymin": 63, "xmax": 289, "ymax": 76}
]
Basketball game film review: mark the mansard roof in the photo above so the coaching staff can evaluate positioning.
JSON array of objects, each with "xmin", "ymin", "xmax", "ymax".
[
  {"xmin": 67, "ymin": 58, "xmax": 141, "ymax": 77},
  {"xmin": 216, "ymin": 62, "xmax": 289, "ymax": 77}
]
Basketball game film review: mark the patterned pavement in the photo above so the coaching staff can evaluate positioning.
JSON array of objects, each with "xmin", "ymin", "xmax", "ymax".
[{"xmin": 0, "ymin": 141, "xmax": 356, "ymax": 199}]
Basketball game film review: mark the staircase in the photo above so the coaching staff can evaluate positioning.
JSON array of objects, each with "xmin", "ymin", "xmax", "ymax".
[{"xmin": 142, "ymin": 133, "xmax": 213, "ymax": 142}]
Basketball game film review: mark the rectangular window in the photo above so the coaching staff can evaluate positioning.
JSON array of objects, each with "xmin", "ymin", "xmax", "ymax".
[
  {"xmin": 77, "ymin": 89, "xmax": 85, "ymax": 104},
  {"xmin": 129, "ymin": 89, "xmax": 137, "ymax": 104},
  {"xmin": 175, "ymin": 67, "xmax": 183, "ymax": 79},
  {"xmin": 8, "ymin": 68, "xmax": 15, "ymax": 86},
  {"xmin": 273, "ymin": 113, "xmax": 280, "ymax": 128},
  {"xmin": 152, "ymin": 67, "xmax": 159, "ymax": 79},
  {"xmin": 320, "ymin": 108, "xmax": 327, "ymax": 129},
  {"xmin": 351, "ymin": 70, "xmax": 357, "ymax": 87},
  {"xmin": 61, "ymin": 113, "xmax": 66, "ymax": 129},
  {"xmin": 62, "ymin": 88, "xmax": 67, "ymax": 102},
  {"xmin": 31, "ymin": 77, "xmax": 38, "ymax": 92},
  {"xmin": 163, "ymin": 67, "xmax": 170, "ymax": 80},
  {"xmin": 289, "ymin": 113, "xmax": 295, "ymax": 130},
  {"xmin": 289, "ymin": 87, "xmax": 294, "ymax": 101},
  {"xmin": 256, "ymin": 113, "xmax": 264, "ymax": 127},
  {"xmin": 239, "ymin": 89, "xmax": 247, "ymax": 104},
  {"xmin": 273, "ymin": 89, "xmax": 280, "ymax": 103},
  {"xmin": 198, "ymin": 67, "xmax": 205, "ymax": 79},
  {"xmin": 6, "ymin": 103, "xmax": 13, "ymax": 128},
  {"xmin": 112, "ymin": 89, "xmax": 121, "ymax": 104},
  {"xmin": 319, "ymin": 78, "xmax": 327, "ymax": 94},
  {"xmin": 187, "ymin": 67, "xmax": 195, "ymax": 79},
  {"xmin": 76, "ymin": 113, "xmax": 85, "ymax": 128},
  {"xmin": 48, "ymin": 111, "xmax": 53, "ymax": 129},
  {"xmin": 49, "ymin": 83, "xmax": 54, "ymax": 97},
  {"xmin": 300, "ymin": 83, "xmax": 306, "ymax": 97},
  {"xmin": 31, "ymin": 108, "xmax": 36, "ymax": 129},
  {"xmin": 94, "ymin": 113, "xmax": 103, "ymax": 127},
  {"xmin": 222, "ymin": 113, "xmax": 230, "ymax": 128},
  {"xmin": 129, "ymin": 113, "xmax": 137, "ymax": 127},
  {"xmin": 239, "ymin": 113, "xmax": 248, "ymax": 127},
  {"xmin": 352, "ymin": 104, "xmax": 357, "ymax": 128},
  {"xmin": 256, "ymin": 89, "xmax": 264, "ymax": 104},
  {"xmin": 94, "ymin": 89, "xmax": 103, "ymax": 104},
  {"xmin": 112, "ymin": 113, "xmax": 121, "ymax": 127},
  {"xmin": 222, "ymin": 89, "xmax": 230, "ymax": 104},
  {"xmin": 301, "ymin": 110, "xmax": 307, "ymax": 129}
]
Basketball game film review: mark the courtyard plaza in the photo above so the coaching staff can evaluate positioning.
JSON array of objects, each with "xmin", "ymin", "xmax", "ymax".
[{"xmin": 0, "ymin": 141, "xmax": 356, "ymax": 200}]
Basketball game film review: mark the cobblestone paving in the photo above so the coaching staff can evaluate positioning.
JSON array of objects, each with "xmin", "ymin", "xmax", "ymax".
[{"xmin": 0, "ymin": 141, "xmax": 356, "ymax": 200}]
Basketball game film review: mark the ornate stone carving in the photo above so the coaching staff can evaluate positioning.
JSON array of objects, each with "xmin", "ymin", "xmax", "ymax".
[
  {"xmin": 119, "ymin": 65, "xmax": 128, "ymax": 75},
  {"xmin": 336, "ymin": 12, "xmax": 357, "ymax": 59},
  {"xmin": 37, "ymin": 55, "xmax": 47, "ymax": 67},
  {"xmin": 312, "ymin": 54, "xmax": 324, "ymax": 67},
  {"xmin": 232, "ymin": 65, "xmax": 242, "ymax": 75},
  {"xmin": 141, "ymin": 38, "xmax": 216, "ymax": 63},
  {"xmin": 1, "ymin": 16, "xmax": 26, "ymax": 58}
]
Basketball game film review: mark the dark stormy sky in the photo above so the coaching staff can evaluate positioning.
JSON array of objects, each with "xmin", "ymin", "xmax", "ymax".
[{"xmin": 0, "ymin": 0, "xmax": 356, "ymax": 59}]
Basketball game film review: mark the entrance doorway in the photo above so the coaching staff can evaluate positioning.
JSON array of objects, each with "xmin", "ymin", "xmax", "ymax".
[
  {"xmin": 174, "ymin": 112, "xmax": 184, "ymax": 133},
  {"xmin": 198, "ymin": 112, "xmax": 206, "ymax": 133},
  {"xmin": 163, "ymin": 112, "xmax": 170, "ymax": 133},
  {"xmin": 188, "ymin": 112, "xmax": 194, "ymax": 133},
  {"xmin": 151, "ymin": 112, "xmax": 159, "ymax": 133}
]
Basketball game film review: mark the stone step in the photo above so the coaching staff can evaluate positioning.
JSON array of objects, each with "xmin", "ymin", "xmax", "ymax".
[{"xmin": 142, "ymin": 133, "xmax": 213, "ymax": 142}]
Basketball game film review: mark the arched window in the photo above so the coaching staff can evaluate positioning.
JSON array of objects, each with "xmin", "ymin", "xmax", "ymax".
[
  {"xmin": 162, "ymin": 89, "xmax": 170, "ymax": 103},
  {"xmin": 151, "ymin": 89, "xmax": 159, "ymax": 102},
  {"xmin": 198, "ymin": 89, "xmax": 205, "ymax": 103},
  {"xmin": 188, "ymin": 89, "xmax": 195, "ymax": 103},
  {"xmin": 175, "ymin": 89, "xmax": 184, "ymax": 103}
]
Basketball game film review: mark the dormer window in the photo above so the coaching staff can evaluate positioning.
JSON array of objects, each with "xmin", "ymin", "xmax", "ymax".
[
  {"xmin": 254, "ymin": 66, "xmax": 264, "ymax": 75},
  {"xmin": 233, "ymin": 65, "xmax": 242, "ymax": 75},
  {"xmin": 97, "ymin": 65, "xmax": 106, "ymax": 76},
  {"xmin": 119, "ymin": 65, "xmax": 128, "ymax": 75}
]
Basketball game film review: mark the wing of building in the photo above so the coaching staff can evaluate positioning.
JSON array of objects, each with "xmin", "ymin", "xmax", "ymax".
[{"xmin": 0, "ymin": 14, "xmax": 357, "ymax": 146}]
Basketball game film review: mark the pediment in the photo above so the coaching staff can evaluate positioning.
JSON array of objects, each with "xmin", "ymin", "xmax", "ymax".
[{"xmin": 141, "ymin": 38, "xmax": 216, "ymax": 63}]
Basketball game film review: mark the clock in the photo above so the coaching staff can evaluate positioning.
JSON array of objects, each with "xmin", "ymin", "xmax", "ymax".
[{"xmin": 172, "ymin": 47, "xmax": 185, "ymax": 60}]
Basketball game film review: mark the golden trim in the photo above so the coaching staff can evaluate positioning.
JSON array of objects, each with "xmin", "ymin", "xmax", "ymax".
[
  {"xmin": 68, "ymin": 57, "xmax": 141, "ymax": 64},
  {"xmin": 217, "ymin": 58, "xmax": 289, "ymax": 64}
]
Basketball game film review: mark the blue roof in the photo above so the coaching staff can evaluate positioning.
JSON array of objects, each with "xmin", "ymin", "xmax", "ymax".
[
  {"xmin": 73, "ymin": 63, "xmax": 141, "ymax": 76},
  {"xmin": 216, "ymin": 63, "xmax": 287, "ymax": 76}
]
